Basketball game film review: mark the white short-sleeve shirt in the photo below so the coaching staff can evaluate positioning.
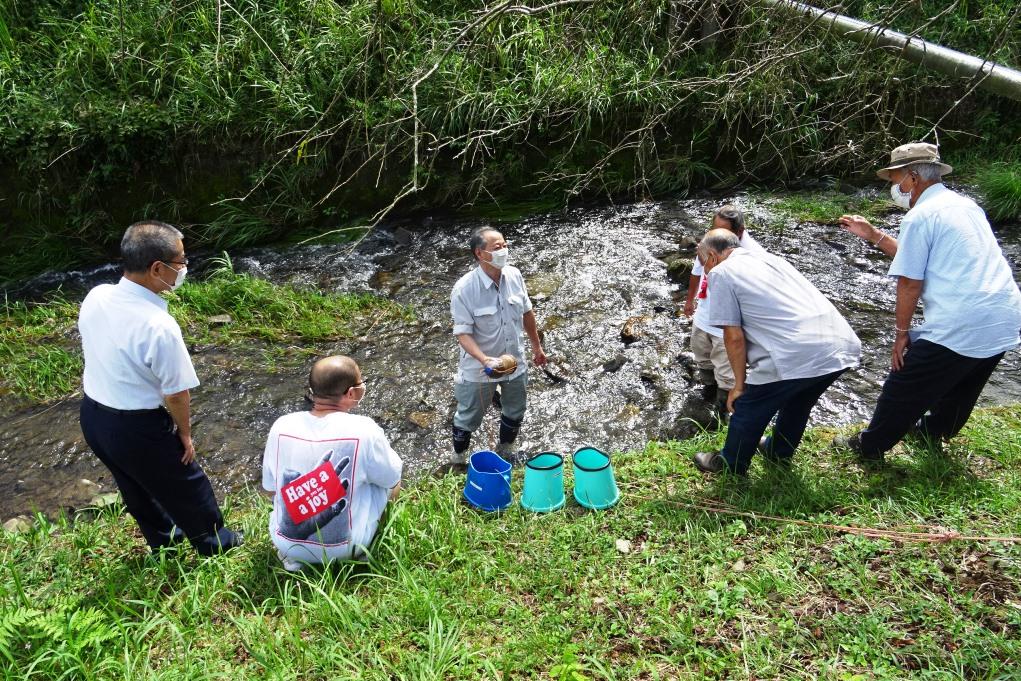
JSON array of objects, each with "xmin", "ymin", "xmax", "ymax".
[
  {"xmin": 450, "ymin": 265, "xmax": 533, "ymax": 383},
  {"xmin": 708, "ymin": 249, "xmax": 861, "ymax": 384},
  {"xmin": 889, "ymin": 184, "xmax": 1021, "ymax": 358},
  {"xmin": 262, "ymin": 411, "xmax": 403, "ymax": 564},
  {"xmin": 78, "ymin": 278, "xmax": 199, "ymax": 409},
  {"xmin": 692, "ymin": 230, "xmax": 766, "ymax": 338}
]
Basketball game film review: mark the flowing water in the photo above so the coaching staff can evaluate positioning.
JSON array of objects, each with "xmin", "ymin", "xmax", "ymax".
[{"xmin": 2, "ymin": 192, "xmax": 1019, "ymax": 519}]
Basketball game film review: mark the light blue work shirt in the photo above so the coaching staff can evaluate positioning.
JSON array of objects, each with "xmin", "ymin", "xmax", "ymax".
[
  {"xmin": 450, "ymin": 265, "xmax": 532, "ymax": 383},
  {"xmin": 890, "ymin": 184, "xmax": 1021, "ymax": 358}
]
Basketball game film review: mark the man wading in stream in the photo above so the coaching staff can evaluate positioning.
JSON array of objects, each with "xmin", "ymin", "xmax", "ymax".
[
  {"xmin": 691, "ymin": 229, "xmax": 861, "ymax": 476},
  {"xmin": 683, "ymin": 204, "xmax": 766, "ymax": 419},
  {"xmin": 835, "ymin": 142, "xmax": 1021, "ymax": 462},
  {"xmin": 449, "ymin": 228, "xmax": 547, "ymax": 464},
  {"xmin": 78, "ymin": 221, "xmax": 242, "ymax": 556}
]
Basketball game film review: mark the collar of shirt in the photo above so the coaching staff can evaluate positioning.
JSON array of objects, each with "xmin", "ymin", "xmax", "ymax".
[
  {"xmin": 474, "ymin": 265, "xmax": 500, "ymax": 289},
  {"xmin": 909, "ymin": 182, "xmax": 947, "ymax": 212},
  {"xmin": 118, "ymin": 276, "xmax": 169, "ymax": 311}
]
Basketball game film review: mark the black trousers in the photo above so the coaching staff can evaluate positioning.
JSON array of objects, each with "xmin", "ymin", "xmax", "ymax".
[
  {"xmin": 859, "ymin": 340, "xmax": 1005, "ymax": 457},
  {"xmin": 80, "ymin": 396, "xmax": 239, "ymax": 555}
]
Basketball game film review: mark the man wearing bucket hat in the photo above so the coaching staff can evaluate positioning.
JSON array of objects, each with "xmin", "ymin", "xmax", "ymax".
[
  {"xmin": 834, "ymin": 142, "xmax": 1021, "ymax": 462},
  {"xmin": 691, "ymin": 229, "xmax": 861, "ymax": 475},
  {"xmin": 450, "ymin": 228, "xmax": 547, "ymax": 463}
]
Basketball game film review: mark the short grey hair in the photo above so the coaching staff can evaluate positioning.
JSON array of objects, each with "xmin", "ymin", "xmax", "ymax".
[
  {"xmin": 905, "ymin": 162, "xmax": 944, "ymax": 182},
  {"xmin": 714, "ymin": 205, "xmax": 745, "ymax": 234},
  {"xmin": 468, "ymin": 227, "xmax": 498, "ymax": 259},
  {"xmin": 698, "ymin": 230, "xmax": 741, "ymax": 260},
  {"xmin": 121, "ymin": 221, "xmax": 183, "ymax": 273}
]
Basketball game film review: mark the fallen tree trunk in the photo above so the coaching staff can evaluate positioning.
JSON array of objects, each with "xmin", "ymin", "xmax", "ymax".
[{"xmin": 762, "ymin": 0, "xmax": 1021, "ymax": 102}]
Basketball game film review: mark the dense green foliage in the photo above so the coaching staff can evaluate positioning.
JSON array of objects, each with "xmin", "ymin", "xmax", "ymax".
[
  {"xmin": 2, "ymin": 406, "xmax": 1020, "ymax": 678},
  {"xmin": 2, "ymin": 0, "xmax": 1019, "ymax": 282},
  {"xmin": 0, "ymin": 263, "xmax": 409, "ymax": 402}
]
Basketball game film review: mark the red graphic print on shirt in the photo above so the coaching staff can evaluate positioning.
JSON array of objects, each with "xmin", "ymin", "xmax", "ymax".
[{"xmin": 280, "ymin": 460, "xmax": 345, "ymax": 524}]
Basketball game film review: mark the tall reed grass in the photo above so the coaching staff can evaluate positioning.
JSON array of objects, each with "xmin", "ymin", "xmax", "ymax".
[
  {"xmin": 1, "ymin": 0, "xmax": 1019, "ymax": 283},
  {"xmin": 977, "ymin": 162, "xmax": 1021, "ymax": 222}
]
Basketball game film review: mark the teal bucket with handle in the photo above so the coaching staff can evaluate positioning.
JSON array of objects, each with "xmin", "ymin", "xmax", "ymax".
[
  {"xmin": 572, "ymin": 447, "xmax": 620, "ymax": 510},
  {"xmin": 520, "ymin": 452, "xmax": 565, "ymax": 513},
  {"xmin": 464, "ymin": 450, "xmax": 512, "ymax": 511}
]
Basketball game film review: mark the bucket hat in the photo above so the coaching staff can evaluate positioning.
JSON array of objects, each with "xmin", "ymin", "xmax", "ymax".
[{"xmin": 876, "ymin": 142, "xmax": 952, "ymax": 181}]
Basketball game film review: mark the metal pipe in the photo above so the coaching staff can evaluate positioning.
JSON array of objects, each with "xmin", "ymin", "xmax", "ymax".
[{"xmin": 762, "ymin": 0, "xmax": 1021, "ymax": 102}]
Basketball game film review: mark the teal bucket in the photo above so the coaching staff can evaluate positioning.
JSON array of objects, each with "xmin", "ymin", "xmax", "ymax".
[
  {"xmin": 520, "ymin": 452, "xmax": 566, "ymax": 513},
  {"xmin": 464, "ymin": 450, "xmax": 512, "ymax": 512},
  {"xmin": 572, "ymin": 447, "xmax": 620, "ymax": 510}
]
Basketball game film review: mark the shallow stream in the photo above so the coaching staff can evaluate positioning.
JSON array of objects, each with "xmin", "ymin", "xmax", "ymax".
[{"xmin": 2, "ymin": 192, "xmax": 1018, "ymax": 519}]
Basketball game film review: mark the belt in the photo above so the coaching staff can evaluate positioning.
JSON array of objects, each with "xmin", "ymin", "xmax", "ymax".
[{"xmin": 83, "ymin": 395, "xmax": 164, "ymax": 416}]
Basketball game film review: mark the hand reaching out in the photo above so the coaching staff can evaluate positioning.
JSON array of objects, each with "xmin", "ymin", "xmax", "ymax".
[{"xmin": 838, "ymin": 214, "xmax": 877, "ymax": 242}]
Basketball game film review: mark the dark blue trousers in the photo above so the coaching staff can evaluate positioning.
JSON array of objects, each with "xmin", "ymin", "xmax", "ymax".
[
  {"xmin": 859, "ymin": 340, "xmax": 1005, "ymax": 458},
  {"xmin": 80, "ymin": 396, "xmax": 239, "ymax": 555},
  {"xmin": 720, "ymin": 369, "xmax": 847, "ymax": 474}
]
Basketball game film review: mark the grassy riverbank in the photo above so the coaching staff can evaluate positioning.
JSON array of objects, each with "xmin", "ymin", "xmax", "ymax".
[
  {"xmin": 3, "ymin": 0, "xmax": 1020, "ymax": 283},
  {"xmin": 0, "ymin": 262, "xmax": 409, "ymax": 404},
  {"xmin": 2, "ymin": 406, "xmax": 1019, "ymax": 679}
]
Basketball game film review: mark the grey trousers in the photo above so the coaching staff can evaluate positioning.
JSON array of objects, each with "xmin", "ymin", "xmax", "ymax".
[
  {"xmin": 453, "ymin": 373, "xmax": 527, "ymax": 433},
  {"xmin": 690, "ymin": 326, "xmax": 736, "ymax": 390}
]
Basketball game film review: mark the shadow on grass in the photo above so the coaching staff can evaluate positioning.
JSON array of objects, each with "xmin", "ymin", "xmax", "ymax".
[{"xmin": 641, "ymin": 434, "xmax": 995, "ymax": 538}]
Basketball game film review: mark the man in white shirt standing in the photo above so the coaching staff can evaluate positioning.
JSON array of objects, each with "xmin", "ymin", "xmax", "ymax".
[
  {"xmin": 449, "ymin": 228, "xmax": 547, "ymax": 461},
  {"xmin": 78, "ymin": 221, "xmax": 242, "ymax": 556},
  {"xmin": 263, "ymin": 355, "xmax": 402, "ymax": 571},
  {"xmin": 836, "ymin": 142, "xmax": 1021, "ymax": 462},
  {"xmin": 692, "ymin": 230, "xmax": 861, "ymax": 475},
  {"xmin": 683, "ymin": 205, "xmax": 766, "ymax": 415}
]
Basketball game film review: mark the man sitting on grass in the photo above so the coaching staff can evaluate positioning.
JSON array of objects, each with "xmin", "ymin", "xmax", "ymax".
[{"xmin": 262, "ymin": 355, "xmax": 402, "ymax": 571}]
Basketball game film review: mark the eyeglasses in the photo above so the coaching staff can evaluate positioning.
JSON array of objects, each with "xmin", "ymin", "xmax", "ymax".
[
  {"xmin": 350, "ymin": 381, "xmax": 366, "ymax": 391},
  {"xmin": 160, "ymin": 258, "xmax": 189, "ymax": 267}
]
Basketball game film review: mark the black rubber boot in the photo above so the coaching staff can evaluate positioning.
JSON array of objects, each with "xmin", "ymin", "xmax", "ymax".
[
  {"xmin": 698, "ymin": 369, "xmax": 718, "ymax": 401},
  {"xmin": 499, "ymin": 415, "xmax": 522, "ymax": 445},
  {"xmin": 452, "ymin": 426, "xmax": 472, "ymax": 454}
]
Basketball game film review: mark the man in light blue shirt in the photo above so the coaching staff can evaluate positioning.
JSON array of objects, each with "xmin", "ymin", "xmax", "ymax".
[
  {"xmin": 837, "ymin": 142, "xmax": 1021, "ymax": 461},
  {"xmin": 683, "ymin": 205, "xmax": 766, "ymax": 416}
]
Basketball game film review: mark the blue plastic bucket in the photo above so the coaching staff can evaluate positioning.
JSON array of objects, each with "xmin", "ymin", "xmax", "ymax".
[
  {"xmin": 463, "ymin": 450, "xmax": 513, "ymax": 511},
  {"xmin": 572, "ymin": 447, "xmax": 620, "ymax": 510},
  {"xmin": 521, "ymin": 452, "xmax": 565, "ymax": 513}
]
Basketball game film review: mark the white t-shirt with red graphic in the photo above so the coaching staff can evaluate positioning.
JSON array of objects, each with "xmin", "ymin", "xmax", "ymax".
[{"xmin": 262, "ymin": 411, "xmax": 403, "ymax": 565}]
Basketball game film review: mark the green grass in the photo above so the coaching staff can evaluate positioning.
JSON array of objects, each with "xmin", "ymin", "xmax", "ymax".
[
  {"xmin": 0, "ymin": 266, "xmax": 410, "ymax": 403},
  {"xmin": 2, "ymin": 406, "xmax": 1020, "ymax": 678},
  {"xmin": 0, "ymin": 297, "xmax": 83, "ymax": 403},
  {"xmin": 765, "ymin": 191, "xmax": 892, "ymax": 227},
  {"xmin": 977, "ymin": 162, "xmax": 1021, "ymax": 222},
  {"xmin": 171, "ymin": 256, "xmax": 412, "ymax": 343}
]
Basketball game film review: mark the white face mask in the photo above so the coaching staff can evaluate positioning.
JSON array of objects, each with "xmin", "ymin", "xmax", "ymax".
[
  {"xmin": 487, "ymin": 247, "xmax": 509, "ymax": 269},
  {"xmin": 890, "ymin": 180, "xmax": 913, "ymax": 210},
  {"xmin": 159, "ymin": 263, "xmax": 187, "ymax": 291}
]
